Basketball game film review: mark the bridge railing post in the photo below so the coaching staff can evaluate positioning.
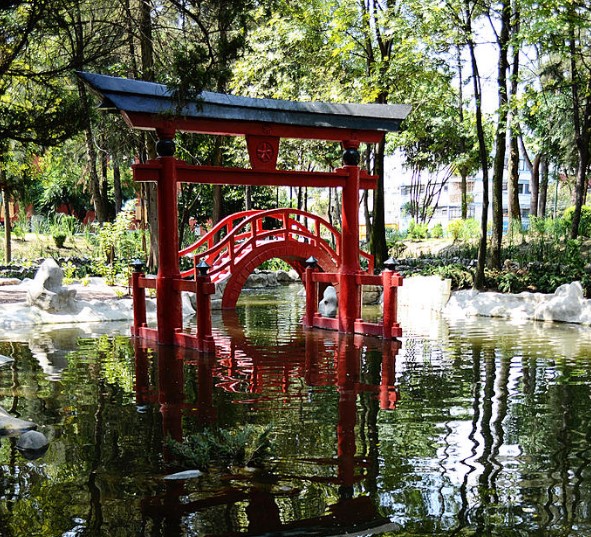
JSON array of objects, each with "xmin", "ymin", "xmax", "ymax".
[
  {"xmin": 304, "ymin": 257, "xmax": 319, "ymax": 328},
  {"xmin": 382, "ymin": 258, "xmax": 402, "ymax": 339},
  {"xmin": 195, "ymin": 260, "xmax": 216, "ymax": 353}
]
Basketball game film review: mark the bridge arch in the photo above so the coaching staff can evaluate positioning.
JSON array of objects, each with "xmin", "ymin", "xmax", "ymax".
[{"xmin": 218, "ymin": 240, "xmax": 338, "ymax": 309}]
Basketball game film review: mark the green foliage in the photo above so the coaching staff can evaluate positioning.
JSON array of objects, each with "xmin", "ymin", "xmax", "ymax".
[
  {"xmin": 425, "ymin": 263, "xmax": 474, "ymax": 289},
  {"xmin": 167, "ymin": 425, "xmax": 274, "ymax": 471},
  {"xmin": 408, "ymin": 220, "xmax": 429, "ymax": 239},
  {"xmin": 87, "ymin": 206, "xmax": 146, "ymax": 282},
  {"xmin": 563, "ymin": 205, "xmax": 591, "ymax": 237},
  {"xmin": 11, "ymin": 206, "xmax": 29, "ymax": 241},
  {"xmin": 52, "ymin": 231, "xmax": 67, "ymax": 248},
  {"xmin": 447, "ymin": 218, "xmax": 480, "ymax": 241},
  {"xmin": 259, "ymin": 258, "xmax": 291, "ymax": 272},
  {"xmin": 386, "ymin": 227, "xmax": 408, "ymax": 257},
  {"xmin": 494, "ymin": 270, "xmax": 527, "ymax": 294},
  {"xmin": 431, "ymin": 222, "xmax": 444, "ymax": 238},
  {"xmin": 51, "ymin": 213, "xmax": 78, "ymax": 237}
]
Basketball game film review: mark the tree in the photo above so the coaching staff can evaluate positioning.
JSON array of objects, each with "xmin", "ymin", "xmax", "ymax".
[
  {"xmin": 521, "ymin": 0, "xmax": 591, "ymax": 238},
  {"xmin": 488, "ymin": 0, "xmax": 511, "ymax": 269},
  {"xmin": 0, "ymin": 0, "xmax": 84, "ymax": 261}
]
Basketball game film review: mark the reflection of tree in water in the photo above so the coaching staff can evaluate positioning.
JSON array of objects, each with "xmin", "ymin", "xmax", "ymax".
[{"xmin": 438, "ymin": 332, "xmax": 591, "ymax": 535}]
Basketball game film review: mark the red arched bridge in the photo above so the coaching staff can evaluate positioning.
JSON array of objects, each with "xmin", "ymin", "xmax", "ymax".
[{"xmin": 178, "ymin": 208, "xmax": 374, "ymax": 309}]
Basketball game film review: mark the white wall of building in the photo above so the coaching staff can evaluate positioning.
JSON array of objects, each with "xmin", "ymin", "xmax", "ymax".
[{"xmin": 361, "ymin": 152, "xmax": 533, "ymax": 234}]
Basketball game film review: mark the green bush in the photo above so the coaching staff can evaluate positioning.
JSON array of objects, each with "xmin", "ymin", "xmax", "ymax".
[
  {"xmin": 52, "ymin": 232, "xmax": 67, "ymax": 248},
  {"xmin": 431, "ymin": 222, "xmax": 444, "ymax": 238},
  {"xmin": 259, "ymin": 258, "xmax": 291, "ymax": 271},
  {"xmin": 447, "ymin": 218, "xmax": 480, "ymax": 241},
  {"xmin": 408, "ymin": 220, "xmax": 429, "ymax": 239},
  {"xmin": 386, "ymin": 227, "xmax": 407, "ymax": 257},
  {"xmin": 563, "ymin": 205, "xmax": 591, "ymax": 237}
]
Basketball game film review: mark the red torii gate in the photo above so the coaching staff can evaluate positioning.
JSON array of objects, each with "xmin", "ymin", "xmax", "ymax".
[{"xmin": 78, "ymin": 72, "xmax": 410, "ymax": 350}]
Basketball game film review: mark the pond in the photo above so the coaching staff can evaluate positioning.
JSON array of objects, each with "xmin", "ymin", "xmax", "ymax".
[{"xmin": 1, "ymin": 284, "xmax": 591, "ymax": 536}]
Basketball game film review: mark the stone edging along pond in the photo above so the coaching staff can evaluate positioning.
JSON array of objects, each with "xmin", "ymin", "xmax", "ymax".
[{"xmin": 1, "ymin": 258, "xmax": 590, "ymax": 327}]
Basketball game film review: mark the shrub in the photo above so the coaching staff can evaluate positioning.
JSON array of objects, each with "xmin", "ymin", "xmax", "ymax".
[
  {"xmin": 408, "ymin": 220, "xmax": 429, "ymax": 239},
  {"xmin": 52, "ymin": 232, "xmax": 67, "ymax": 248},
  {"xmin": 563, "ymin": 205, "xmax": 591, "ymax": 237},
  {"xmin": 386, "ymin": 227, "xmax": 407, "ymax": 257},
  {"xmin": 447, "ymin": 218, "xmax": 480, "ymax": 241},
  {"xmin": 431, "ymin": 223, "xmax": 444, "ymax": 238}
]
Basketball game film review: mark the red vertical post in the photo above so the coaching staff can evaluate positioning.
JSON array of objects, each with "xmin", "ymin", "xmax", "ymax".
[
  {"xmin": 197, "ymin": 354, "xmax": 216, "ymax": 425},
  {"xmin": 155, "ymin": 128, "xmax": 182, "ymax": 345},
  {"xmin": 195, "ymin": 261, "xmax": 216, "ymax": 353},
  {"xmin": 303, "ymin": 260, "xmax": 318, "ymax": 328},
  {"xmin": 380, "ymin": 340, "xmax": 400, "ymax": 410},
  {"xmin": 381, "ymin": 269, "xmax": 394, "ymax": 338},
  {"xmin": 134, "ymin": 339, "xmax": 150, "ymax": 407},
  {"xmin": 130, "ymin": 261, "xmax": 146, "ymax": 336},
  {"xmin": 339, "ymin": 143, "xmax": 362, "ymax": 333},
  {"xmin": 336, "ymin": 335, "xmax": 360, "ymax": 491},
  {"xmin": 158, "ymin": 346, "xmax": 184, "ymax": 446},
  {"xmin": 382, "ymin": 259, "xmax": 402, "ymax": 339}
]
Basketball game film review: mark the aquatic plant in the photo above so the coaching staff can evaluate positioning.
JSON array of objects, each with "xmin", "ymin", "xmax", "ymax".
[{"xmin": 166, "ymin": 425, "xmax": 274, "ymax": 471}]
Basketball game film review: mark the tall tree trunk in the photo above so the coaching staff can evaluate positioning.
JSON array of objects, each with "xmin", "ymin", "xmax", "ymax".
[
  {"xmin": 567, "ymin": 17, "xmax": 591, "ymax": 239},
  {"xmin": 507, "ymin": 9, "xmax": 521, "ymax": 226},
  {"xmin": 139, "ymin": 0, "xmax": 159, "ymax": 269},
  {"xmin": 538, "ymin": 157, "xmax": 549, "ymax": 217},
  {"xmin": 113, "ymin": 161, "xmax": 122, "ymax": 214},
  {"xmin": 528, "ymin": 152, "xmax": 540, "ymax": 218},
  {"xmin": 490, "ymin": 0, "xmax": 511, "ymax": 268},
  {"xmin": 1, "ymin": 180, "xmax": 11, "ymax": 264},
  {"xmin": 507, "ymin": 135, "xmax": 520, "ymax": 224},
  {"xmin": 71, "ymin": 1, "xmax": 109, "ymax": 223},
  {"xmin": 124, "ymin": 0, "xmax": 138, "ymax": 77},
  {"xmin": 361, "ymin": 190, "xmax": 372, "ymax": 243},
  {"xmin": 76, "ymin": 81, "xmax": 108, "ymax": 222},
  {"xmin": 457, "ymin": 46, "xmax": 469, "ymax": 220},
  {"xmin": 100, "ymin": 145, "xmax": 111, "ymax": 219},
  {"xmin": 211, "ymin": 138, "xmax": 225, "ymax": 240},
  {"xmin": 245, "ymin": 186, "xmax": 252, "ymax": 210},
  {"xmin": 370, "ymin": 138, "xmax": 388, "ymax": 269},
  {"xmin": 467, "ymin": 4, "xmax": 489, "ymax": 290},
  {"xmin": 519, "ymin": 135, "xmax": 540, "ymax": 218}
]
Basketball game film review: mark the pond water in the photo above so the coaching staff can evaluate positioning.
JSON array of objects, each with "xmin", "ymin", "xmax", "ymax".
[{"xmin": 2, "ymin": 284, "xmax": 591, "ymax": 536}]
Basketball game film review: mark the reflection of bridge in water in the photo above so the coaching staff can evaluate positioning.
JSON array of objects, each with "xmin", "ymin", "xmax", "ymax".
[{"xmin": 134, "ymin": 317, "xmax": 401, "ymax": 536}]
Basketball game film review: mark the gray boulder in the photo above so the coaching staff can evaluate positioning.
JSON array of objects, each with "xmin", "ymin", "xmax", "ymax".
[
  {"xmin": 16, "ymin": 430, "xmax": 49, "ymax": 460},
  {"xmin": 26, "ymin": 258, "xmax": 77, "ymax": 312}
]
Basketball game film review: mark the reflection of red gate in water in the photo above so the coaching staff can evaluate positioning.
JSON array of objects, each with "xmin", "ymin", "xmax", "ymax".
[
  {"xmin": 78, "ymin": 71, "xmax": 410, "ymax": 350},
  {"xmin": 134, "ymin": 329, "xmax": 401, "ymax": 535}
]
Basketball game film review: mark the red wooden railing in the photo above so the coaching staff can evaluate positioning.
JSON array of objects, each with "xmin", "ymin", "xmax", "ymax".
[{"xmin": 179, "ymin": 208, "xmax": 374, "ymax": 281}]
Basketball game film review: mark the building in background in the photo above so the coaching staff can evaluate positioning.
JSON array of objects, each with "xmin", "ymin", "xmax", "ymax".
[{"xmin": 361, "ymin": 153, "xmax": 534, "ymax": 234}]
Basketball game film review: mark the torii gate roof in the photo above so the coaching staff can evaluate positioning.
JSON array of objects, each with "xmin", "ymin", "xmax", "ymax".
[{"xmin": 77, "ymin": 72, "xmax": 411, "ymax": 143}]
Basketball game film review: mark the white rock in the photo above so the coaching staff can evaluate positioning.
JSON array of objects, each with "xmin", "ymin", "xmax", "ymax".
[
  {"xmin": 445, "ymin": 281, "xmax": 591, "ymax": 326},
  {"xmin": 26, "ymin": 259, "xmax": 77, "ymax": 312},
  {"xmin": 163, "ymin": 469, "xmax": 204, "ymax": 480},
  {"xmin": 318, "ymin": 286, "xmax": 337, "ymax": 318}
]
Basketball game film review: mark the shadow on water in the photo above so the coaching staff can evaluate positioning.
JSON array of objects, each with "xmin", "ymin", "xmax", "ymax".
[{"xmin": 1, "ymin": 286, "xmax": 591, "ymax": 535}]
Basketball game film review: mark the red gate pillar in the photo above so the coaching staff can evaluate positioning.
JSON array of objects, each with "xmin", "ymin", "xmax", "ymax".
[
  {"xmin": 339, "ymin": 144, "xmax": 362, "ymax": 333},
  {"xmin": 155, "ymin": 129, "xmax": 182, "ymax": 345},
  {"xmin": 336, "ymin": 335, "xmax": 360, "ymax": 491}
]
